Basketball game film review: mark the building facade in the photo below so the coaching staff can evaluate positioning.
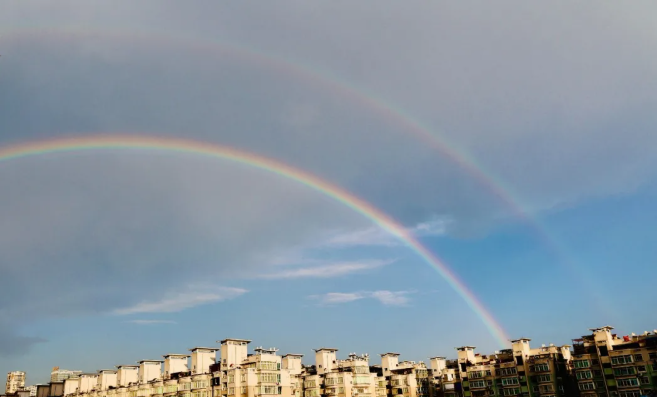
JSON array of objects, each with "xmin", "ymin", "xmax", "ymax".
[
  {"xmin": 24, "ymin": 326, "xmax": 656, "ymax": 397},
  {"xmin": 6, "ymin": 372, "xmax": 26, "ymax": 394},
  {"xmin": 51, "ymin": 370, "xmax": 83, "ymax": 384}
]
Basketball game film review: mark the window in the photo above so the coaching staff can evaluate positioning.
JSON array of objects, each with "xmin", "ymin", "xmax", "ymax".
[
  {"xmin": 577, "ymin": 371, "xmax": 593, "ymax": 380},
  {"xmin": 353, "ymin": 376, "xmax": 370, "ymax": 385},
  {"xmin": 470, "ymin": 381, "xmax": 486, "ymax": 389},
  {"xmin": 574, "ymin": 360, "xmax": 591, "ymax": 369},
  {"xmin": 537, "ymin": 375, "xmax": 551, "ymax": 383},
  {"xmin": 533, "ymin": 364, "xmax": 549, "ymax": 372},
  {"xmin": 469, "ymin": 371, "xmax": 484, "ymax": 379},
  {"xmin": 502, "ymin": 388, "xmax": 520, "ymax": 396},
  {"xmin": 499, "ymin": 368, "xmax": 517, "ymax": 376},
  {"xmin": 501, "ymin": 378, "xmax": 519, "ymax": 386},
  {"xmin": 633, "ymin": 354, "xmax": 642, "ymax": 362},
  {"xmin": 613, "ymin": 368, "xmax": 636, "ymax": 376},
  {"xmin": 259, "ymin": 386, "xmax": 280, "ymax": 395},
  {"xmin": 257, "ymin": 374, "xmax": 280, "ymax": 383},
  {"xmin": 240, "ymin": 387, "xmax": 246, "ymax": 395},
  {"xmin": 579, "ymin": 383, "xmax": 595, "ymax": 391},
  {"xmin": 611, "ymin": 355, "xmax": 634, "ymax": 365},
  {"xmin": 538, "ymin": 385, "xmax": 553, "ymax": 393},
  {"xmin": 636, "ymin": 366, "xmax": 646, "ymax": 373},
  {"xmin": 649, "ymin": 352, "xmax": 657, "ymax": 360},
  {"xmin": 617, "ymin": 378, "xmax": 639, "ymax": 387},
  {"xmin": 257, "ymin": 362, "xmax": 278, "ymax": 371},
  {"xmin": 594, "ymin": 370, "xmax": 602, "ymax": 377},
  {"xmin": 640, "ymin": 377, "xmax": 650, "ymax": 385},
  {"xmin": 619, "ymin": 392, "xmax": 641, "ymax": 397},
  {"xmin": 228, "ymin": 389, "xmax": 234, "ymax": 396}
]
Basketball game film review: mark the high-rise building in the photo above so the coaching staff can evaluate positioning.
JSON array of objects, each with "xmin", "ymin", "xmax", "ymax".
[
  {"xmin": 50, "ymin": 369, "xmax": 82, "ymax": 383},
  {"xmin": 6, "ymin": 371, "xmax": 26, "ymax": 394}
]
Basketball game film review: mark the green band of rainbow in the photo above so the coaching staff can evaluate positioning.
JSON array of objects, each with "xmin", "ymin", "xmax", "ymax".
[{"xmin": 0, "ymin": 134, "xmax": 510, "ymax": 346}]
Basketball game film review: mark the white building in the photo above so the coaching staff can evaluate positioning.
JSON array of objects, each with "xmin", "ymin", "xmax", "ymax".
[
  {"xmin": 51, "ymin": 369, "xmax": 82, "ymax": 383},
  {"xmin": 6, "ymin": 371, "xmax": 26, "ymax": 394}
]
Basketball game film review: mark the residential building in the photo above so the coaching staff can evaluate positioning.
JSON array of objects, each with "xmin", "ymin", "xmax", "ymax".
[
  {"xmin": 6, "ymin": 372, "xmax": 26, "ymax": 394},
  {"xmin": 40, "ymin": 326, "xmax": 657, "ymax": 397},
  {"xmin": 571, "ymin": 326, "xmax": 657, "ymax": 397},
  {"xmin": 51, "ymin": 370, "xmax": 83, "ymax": 383}
]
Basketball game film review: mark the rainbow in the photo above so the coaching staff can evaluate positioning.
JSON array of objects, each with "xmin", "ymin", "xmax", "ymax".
[
  {"xmin": 0, "ymin": 135, "xmax": 510, "ymax": 346},
  {"xmin": 0, "ymin": 27, "xmax": 607, "ymax": 315}
]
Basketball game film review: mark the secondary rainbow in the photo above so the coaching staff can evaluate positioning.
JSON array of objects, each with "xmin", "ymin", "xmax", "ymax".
[{"xmin": 0, "ymin": 135, "xmax": 509, "ymax": 346}]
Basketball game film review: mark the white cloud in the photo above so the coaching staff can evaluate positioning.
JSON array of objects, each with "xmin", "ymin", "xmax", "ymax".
[
  {"xmin": 126, "ymin": 319, "xmax": 177, "ymax": 325},
  {"xmin": 113, "ymin": 286, "xmax": 247, "ymax": 315},
  {"xmin": 324, "ymin": 219, "xmax": 450, "ymax": 248},
  {"xmin": 370, "ymin": 290, "xmax": 412, "ymax": 306},
  {"xmin": 258, "ymin": 259, "xmax": 393, "ymax": 279},
  {"xmin": 311, "ymin": 292, "xmax": 366, "ymax": 304},
  {"xmin": 310, "ymin": 290, "xmax": 415, "ymax": 306}
]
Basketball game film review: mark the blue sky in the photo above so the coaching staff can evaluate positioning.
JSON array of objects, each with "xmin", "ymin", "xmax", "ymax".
[{"xmin": 1, "ymin": 0, "xmax": 657, "ymax": 385}]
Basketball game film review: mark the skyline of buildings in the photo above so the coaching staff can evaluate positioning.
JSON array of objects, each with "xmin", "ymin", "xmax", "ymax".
[{"xmin": 4, "ymin": 325, "xmax": 656, "ymax": 397}]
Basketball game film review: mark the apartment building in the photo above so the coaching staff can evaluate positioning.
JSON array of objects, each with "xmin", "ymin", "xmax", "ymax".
[
  {"xmin": 456, "ymin": 338, "xmax": 574, "ymax": 397},
  {"xmin": 51, "ymin": 370, "xmax": 83, "ymax": 383},
  {"xmin": 571, "ymin": 326, "xmax": 657, "ymax": 397},
  {"xmin": 36, "ymin": 326, "xmax": 657, "ymax": 397},
  {"xmin": 214, "ymin": 342, "xmax": 293, "ymax": 397},
  {"xmin": 6, "ymin": 372, "xmax": 26, "ymax": 394}
]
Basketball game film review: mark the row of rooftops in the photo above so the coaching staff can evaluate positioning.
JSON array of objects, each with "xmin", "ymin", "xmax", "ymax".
[{"xmin": 52, "ymin": 326, "xmax": 657, "ymax": 383}]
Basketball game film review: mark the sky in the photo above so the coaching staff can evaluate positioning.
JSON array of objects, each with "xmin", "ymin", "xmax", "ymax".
[{"xmin": 1, "ymin": 0, "xmax": 657, "ymax": 385}]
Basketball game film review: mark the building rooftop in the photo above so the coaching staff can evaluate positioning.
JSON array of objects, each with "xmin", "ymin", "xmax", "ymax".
[
  {"xmin": 163, "ymin": 354, "xmax": 190, "ymax": 358},
  {"xmin": 218, "ymin": 339, "xmax": 252, "ymax": 344},
  {"xmin": 455, "ymin": 346, "xmax": 476, "ymax": 350},
  {"xmin": 313, "ymin": 348, "xmax": 338, "ymax": 352},
  {"xmin": 510, "ymin": 338, "xmax": 531, "ymax": 343},
  {"xmin": 380, "ymin": 352, "xmax": 400, "ymax": 357},
  {"xmin": 138, "ymin": 360, "xmax": 164, "ymax": 364},
  {"xmin": 283, "ymin": 353, "xmax": 304, "ymax": 358},
  {"xmin": 589, "ymin": 326, "xmax": 614, "ymax": 332},
  {"xmin": 115, "ymin": 365, "xmax": 139, "ymax": 369},
  {"xmin": 188, "ymin": 347, "xmax": 219, "ymax": 352}
]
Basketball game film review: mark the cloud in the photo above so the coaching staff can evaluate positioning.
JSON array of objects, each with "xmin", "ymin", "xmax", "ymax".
[
  {"xmin": 113, "ymin": 286, "xmax": 247, "ymax": 315},
  {"xmin": 312, "ymin": 292, "xmax": 366, "ymax": 304},
  {"xmin": 309, "ymin": 290, "xmax": 415, "ymax": 306},
  {"xmin": 258, "ymin": 259, "xmax": 393, "ymax": 279},
  {"xmin": 323, "ymin": 219, "xmax": 449, "ymax": 248},
  {"xmin": 126, "ymin": 320, "xmax": 177, "ymax": 325},
  {"xmin": 370, "ymin": 290, "xmax": 412, "ymax": 306},
  {"xmin": 1, "ymin": 1, "xmax": 657, "ymax": 368},
  {"xmin": 0, "ymin": 324, "xmax": 47, "ymax": 357}
]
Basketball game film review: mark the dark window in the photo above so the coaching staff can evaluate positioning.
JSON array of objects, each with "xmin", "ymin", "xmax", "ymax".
[
  {"xmin": 516, "ymin": 356, "xmax": 524, "ymax": 365},
  {"xmin": 599, "ymin": 347, "xmax": 609, "ymax": 356}
]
